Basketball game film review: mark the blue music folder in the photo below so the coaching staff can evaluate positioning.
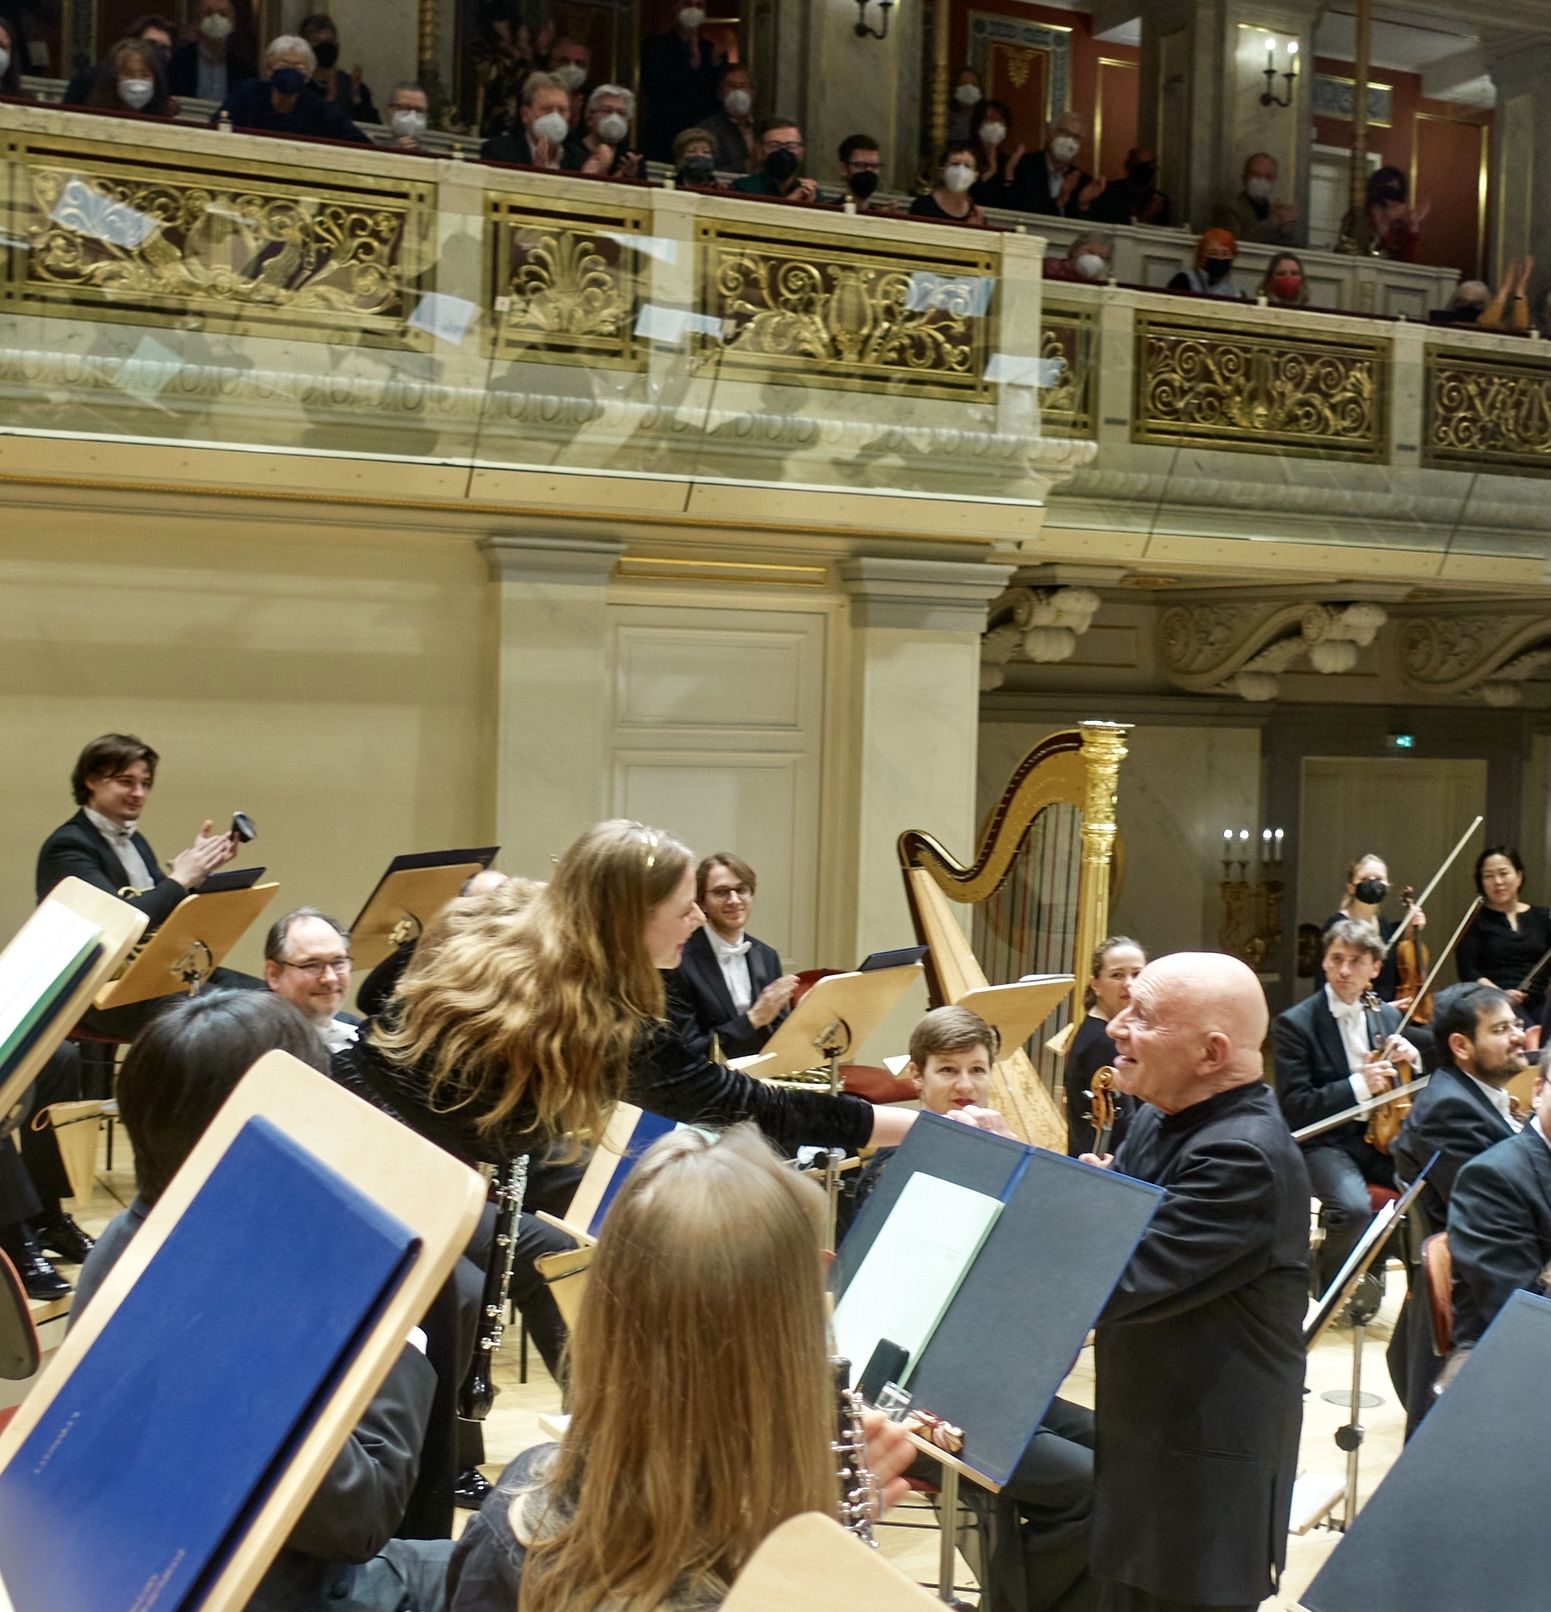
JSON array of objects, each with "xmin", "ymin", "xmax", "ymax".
[{"xmin": 0, "ymin": 1115, "xmax": 419, "ymax": 1612}]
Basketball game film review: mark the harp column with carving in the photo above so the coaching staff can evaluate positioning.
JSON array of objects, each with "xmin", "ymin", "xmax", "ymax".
[{"xmin": 1071, "ymin": 721, "xmax": 1129, "ymax": 1032}]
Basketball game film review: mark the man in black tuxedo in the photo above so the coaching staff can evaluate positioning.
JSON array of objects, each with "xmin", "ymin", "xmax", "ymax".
[
  {"xmin": 1388, "ymin": 982, "xmax": 1525, "ymax": 1431},
  {"xmin": 664, "ymin": 853, "xmax": 797, "ymax": 1062},
  {"xmin": 1273, "ymin": 918, "xmax": 1420, "ymax": 1313},
  {"xmin": 1447, "ymin": 1060, "xmax": 1551, "ymax": 1355},
  {"xmin": 1086, "ymin": 952, "xmax": 1309, "ymax": 1612}
]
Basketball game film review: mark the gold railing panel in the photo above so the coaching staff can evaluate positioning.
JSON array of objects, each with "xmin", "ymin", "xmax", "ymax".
[
  {"xmin": 1040, "ymin": 297, "xmax": 1097, "ymax": 439},
  {"xmin": 484, "ymin": 192, "xmax": 646, "ymax": 369},
  {"xmin": 1, "ymin": 131, "xmax": 432, "ymax": 346},
  {"xmin": 696, "ymin": 220, "xmax": 996, "ymax": 400},
  {"xmin": 1133, "ymin": 312, "xmax": 1386, "ymax": 462},
  {"xmin": 1422, "ymin": 347, "xmax": 1551, "ymax": 476}
]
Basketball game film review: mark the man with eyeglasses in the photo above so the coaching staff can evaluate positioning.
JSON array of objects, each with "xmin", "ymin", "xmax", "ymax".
[
  {"xmin": 264, "ymin": 908, "xmax": 361, "ymax": 1053},
  {"xmin": 664, "ymin": 852, "xmax": 797, "ymax": 1062},
  {"xmin": 729, "ymin": 115, "xmax": 817, "ymax": 203},
  {"xmin": 836, "ymin": 132, "xmax": 886, "ymax": 210}
]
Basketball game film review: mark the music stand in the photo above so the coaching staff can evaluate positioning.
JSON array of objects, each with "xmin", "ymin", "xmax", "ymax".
[
  {"xmin": 348, "ymin": 848, "xmax": 498, "ymax": 970},
  {"xmin": 0, "ymin": 1050, "xmax": 484, "ymax": 1612},
  {"xmin": 92, "ymin": 882, "xmax": 279, "ymax": 1010},
  {"xmin": 956, "ymin": 979, "xmax": 1074, "ymax": 1061},
  {"xmin": 722, "ymin": 1513, "xmax": 943, "ymax": 1612},
  {"xmin": 0, "ymin": 881, "xmax": 146, "ymax": 1128}
]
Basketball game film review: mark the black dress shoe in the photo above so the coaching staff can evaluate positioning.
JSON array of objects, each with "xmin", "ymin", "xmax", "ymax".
[
  {"xmin": 453, "ymin": 1466, "xmax": 494, "ymax": 1508},
  {"xmin": 13, "ymin": 1238, "xmax": 71, "ymax": 1301},
  {"xmin": 33, "ymin": 1214, "xmax": 95, "ymax": 1265}
]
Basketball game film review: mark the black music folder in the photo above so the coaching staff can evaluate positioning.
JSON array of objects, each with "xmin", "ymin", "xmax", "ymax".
[{"xmin": 1301, "ymin": 1290, "xmax": 1551, "ymax": 1612}]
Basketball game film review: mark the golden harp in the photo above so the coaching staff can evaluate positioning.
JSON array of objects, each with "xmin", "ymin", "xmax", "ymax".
[{"xmin": 897, "ymin": 721, "xmax": 1129, "ymax": 1148}]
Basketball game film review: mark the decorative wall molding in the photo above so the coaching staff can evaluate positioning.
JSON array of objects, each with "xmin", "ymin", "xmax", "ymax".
[
  {"xmin": 1401, "ymin": 614, "xmax": 1551, "ymax": 703},
  {"xmin": 1159, "ymin": 600, "xmax": 1388, "ymax": 700},
  {"xmin": 980, "ymin": 586, "xmax": 1103, "ymax": 690}
]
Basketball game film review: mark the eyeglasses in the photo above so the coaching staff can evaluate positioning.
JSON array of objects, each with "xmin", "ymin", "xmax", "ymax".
[
  {"xmin": 706, "ymin": 885, "xmax": 751, "ymax": 901},
  {"xmin": 279, "ymin": 956, "xmax": 352, "ymax": 977},
  {"xmin": 766, "ymin": 139, "xmax": 803, "ymax": 153}
]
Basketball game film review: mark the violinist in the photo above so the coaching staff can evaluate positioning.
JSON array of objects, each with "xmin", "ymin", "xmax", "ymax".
[
  {"xmin": 1273, "ymin": 919, "xmax": 1421, "ymax": 1319},
  {"xmin": 1063, "ymin": 935, "xmax": 1147, "ymax": 1157},
  {"xmin": 1456, "ymin": 845, "xmax": 1551, "ymax": 1024},
  {"xmin": 1321, "ymin": 853, "xmax": 1425, "ymax": 1007}
]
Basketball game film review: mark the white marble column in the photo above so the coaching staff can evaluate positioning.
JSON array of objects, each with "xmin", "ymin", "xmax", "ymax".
[
  {"xmin": 479, "ymin": 534, "xmax": 624, "ymax": 879},
  {"xmin": 833, "ymin": 555, "xmax": 1013, "ymax": 1056},
  {"xmin": 1486, "ymin": 41, "xmax": 1551, "ymax": 308}
]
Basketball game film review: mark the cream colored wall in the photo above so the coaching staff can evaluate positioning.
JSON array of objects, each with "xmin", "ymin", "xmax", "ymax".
[{"xmin": 2, "ymin": 521, "xmax": 488, "ymax": 977}]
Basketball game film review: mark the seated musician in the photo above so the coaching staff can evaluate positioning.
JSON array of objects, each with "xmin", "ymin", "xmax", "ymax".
[
  {"xmin": 1063, "ymin": 936, "xmax": 1146, "ymax": 1158},
  {"xmin": 1272, "ymin": 918, "xmax": 1421, "ymax": 1322},
  {"xmin": 663, "ymin": 852, "xmax": 798, "ymax": 1062},
  {"xmin": 1320, "ymin": 853, "xmax": 1424, "ymax": 1006},
  {"xmin": 68, "ymin": 991, "xmax": 456, "ymax": 1612},
  {"xmin": 264, "ymin": 908, "xmax": 362, "ymax": 1053},
  {"xmin": 446, "ymin": 1124, "xmax": 915, "ymax": 1612},
  {"xmin": 1445, "ymin": 1059, "xmax": 1551, "ymax": 1367},
  {"xmin": 1388, "ymin": 983, "xmax": 1527, "ymax": 1433}
]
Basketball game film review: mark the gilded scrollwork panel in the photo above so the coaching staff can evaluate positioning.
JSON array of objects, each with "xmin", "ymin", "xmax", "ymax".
[
  {"xmin": 697, "ymin": 224, "xmax": 995, "ymax": 400},
  {"xmin": 1040, "ymin": 298, "xmax": 1095, "ymax": 438},
  {"xmin": 1133, "ymin": 314, "xmax": 1385, "ymax": 461},
  {"xmin": 484, "ymin": 196, "xmax": 643, "ymax": 368},
  {"xmin": 4, "ymin": 135, "xmax": 430, "ymax": 344},
  {"xmin": 1422, "ymin": 349, "xmax": 1551, "ymax": 476}
]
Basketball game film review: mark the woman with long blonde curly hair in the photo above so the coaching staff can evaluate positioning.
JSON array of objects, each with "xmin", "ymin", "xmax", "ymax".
[
  {"xmin": 334, "ymin": 819, "xmax": 926, "ymax": 1168},
  {"xmin": 446, "ymin": 1124, "xmax": 912, "ymax": 1612}
]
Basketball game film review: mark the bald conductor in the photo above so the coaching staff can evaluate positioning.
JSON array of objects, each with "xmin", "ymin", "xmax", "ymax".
[{"xmin": 1088, "ymin": 954, "xmax": 1310, "ymax": 1612}]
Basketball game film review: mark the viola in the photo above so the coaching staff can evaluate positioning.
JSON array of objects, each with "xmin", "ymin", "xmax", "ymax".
[{"xmin": 1392, "ymin": 884, "xmax": 1434, "ymax": 1024}]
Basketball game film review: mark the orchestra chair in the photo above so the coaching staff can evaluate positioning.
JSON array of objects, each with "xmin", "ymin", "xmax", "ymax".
[
  {"xmin": 1420, "ymin": 1233, "xmax": 1454, "ymax": 1357},
  {"xmin": 0, "ymin": 1250, "xmax": 43, "ymax": 1435}
]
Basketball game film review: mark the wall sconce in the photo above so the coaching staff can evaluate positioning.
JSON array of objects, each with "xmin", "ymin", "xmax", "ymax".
[
  {"xmin": 854, "ymin": 0, "xmax": 896, "ymax": 40},
  {"xmin": 1261, "ymin": 39, "xmax": 1298, "ymax": 107},
  {"xmin": 1218, "ymin": 826, "xmax": 1285, "ymax": 971}
]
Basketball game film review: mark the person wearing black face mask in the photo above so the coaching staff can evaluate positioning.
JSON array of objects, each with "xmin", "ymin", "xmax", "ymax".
[
  {"xmin": 671, "ymin": 126, "xmax": 721, "ymax": 190},
  {"xmin": 1167, "ymin": 227, "xmax": 1248, "ymax": 299},
  {"xmin": 1095, "ymin": 144, "xmax": 1170, "ymax": 227},
  {"xmin": 218, "ymin": 34, "xmax": 370, "ymax": 142},
  {"xmin": 729, "ymin": 115, "xmax": 817, "ymax": 203},
  {"xmin": 835, "ymin": 132, "xmax": 885, "ymax": 210},
  {"xmin": 297, "ymin": 11, "xmax": 378, "ymax": 123},
  {"xmin": 1318, "ymin": 853, "xmax": 1429, "ymax": 1007}
]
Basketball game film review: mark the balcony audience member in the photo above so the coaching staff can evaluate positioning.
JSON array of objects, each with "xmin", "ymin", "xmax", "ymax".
[
  {"xmin": 264, "ymin": 907, "xmax": 361, "ymax": 1054},
  {"xmin": 1000, "ymin": 109, "xmax": 1107, "ymax": 220},
  {"xmin": 0, "ymin": 13, "xmax": 25, "ymax": 99},
  {"xmin": 482, "ymin": 71, "xmax": 597, "ymax": 172},
  {"xmin": 671, "ymin": 125, "xmax": 719, "ymax": 189},
  {"xmin": 167, "ymin": 0, "xmax": 253, "ymax": 104},
  {"xmin": 730, "ymin": 115, "xmax": 817, "ymax": 203},
  {"xmin": 1044, "ymin": 233, "xmax": 1112, "ymax": 284},
  {"xmin": 1431, "ymin": 278, "xmax": 1489, "ymax": 325},
  {"xmin": 384, "ymin": 80, "xmax": 431, "ymax": 152},
  {"xmin": 1095, "ymin": 145, "xmax": 1170, "ymax": 227},
  {"xmin": 908, "ymin": 140, "xmax": 986, "ymax": 227},
  {"xmin": 698, "ymin": 64, "xmax": 758, "ymax": 175},
  {"xmin": 579, "ymin": 83, "xmax": 644, "ymax": 178},
  {"xmin": 638, "ymin": 1, "xmax": 722, "ymax": 165},
  {"xmin": 1341, "ymin": 164, "xmax": 1427, "ymax": 262},
  {"xmin": 84, "ymin": 36, "xmax": 174, "ymax": 117},
  {"xmin": 1457, "ymin": 845, "xmax": 1551, "ymax": 1024},
  {"xmin": 547, "ymin": 33, "xmax": 591, "ymax": 125},
  {"xmin": 1215, "ymin": 152, "xmax": 1298, "ymax": 245},
  {"xmin": 219, "ymin": 35, "xmax": 370, "ymax": 143},
  {"xmin": 298, "ymin": 12, "xmax": 377, "ymax": 124},
  {"xmin": 64, "ymin": 12, "xmax": 174, "ymax": 105},
  {"xmin": 1259, "ymin": 251, "xmax": 1309, "ymax": 308},
  {"xmin": 966, "ymin": 96, "xmax": 1016, "ymax": 207},
  {"xmin": 1475, "ymin": 257, "xmax": 1535, "ymax": 332},
  {"xmin": 945, "ymin": 65, "xmax": 982, "ymax": 145},
  {"xmin": 837, "ymin": 131, "xmax": 885, "ymax": 210},
  {"xmin": 1168, "ymin": 228, "xmax": 1249, "ymax": 300}
]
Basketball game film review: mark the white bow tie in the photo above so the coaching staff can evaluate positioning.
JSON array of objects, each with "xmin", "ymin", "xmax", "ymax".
[
  {"xmin": 716, "ymin": 938, "xmax": 751, "ymax": 958},
  {"xmin": 1330, "ymin": 998, "xmax": 1364, "ymax": 1022}
]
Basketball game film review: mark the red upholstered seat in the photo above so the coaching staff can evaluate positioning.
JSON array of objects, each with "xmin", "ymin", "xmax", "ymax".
[
  {"xmin": 1366, "ymin": 1184, "xmax": 1400, "ymax": 1213},
  {"xmin": 1420, "ymin": 1232, "xmax": 1454, "ymax": 1356}
]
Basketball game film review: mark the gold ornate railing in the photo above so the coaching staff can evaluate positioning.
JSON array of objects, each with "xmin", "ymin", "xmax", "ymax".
[
  {"xmin": 696, "ymin": 220, "xmax": 996, "ymax": 400},
  {"xmin": 1422, "ymin": 347, "xmax": 1551, "ymax": 475},
  {"xmin": 1, "ymin": 129, "xmax": 432, "ymax": 347},
  {"xmin": 1132, "ymin": 311, "xmax": 1386, "ymax": 462},
  {"xmin": 1039, "ymin": 297, "xmax": 1097, "ymax": 439}
]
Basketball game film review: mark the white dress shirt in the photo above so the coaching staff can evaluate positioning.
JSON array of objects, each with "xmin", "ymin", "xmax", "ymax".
[
  {"xmin": 708, "ymin": 928, "xmax": 754, "ymax": 1013},
  {"xmin": 320, "ymin": 1016, "xmax": 360, "ymax": 1054},
  {"xmin": 1325, "ymin": 985, "xmax": 1376, "ymax": 1102},
  {"xmin": 83, "ymin": 806, "xmax": 156, "ymax": 892},
  {"xmin": 1462, "ymin": 1070, "xmax": 1523, "ymax": 1132}
]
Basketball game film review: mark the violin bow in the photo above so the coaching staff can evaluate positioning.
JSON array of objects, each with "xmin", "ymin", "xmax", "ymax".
[
  {"xmin": 1381, "ymin": 814, "xmax": 1483, "ymax": 960},
  {"xmin": 1517, "ymin": 944, "xmax": 1551, "ymax": 994},
  {"xmin": 1379, "ymin": 896, "xmax": 1483, "ymax": 1053}
]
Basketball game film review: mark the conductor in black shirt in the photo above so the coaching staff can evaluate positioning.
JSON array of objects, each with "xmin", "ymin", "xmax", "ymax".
[
  {"xmin": 664, "ymin": 853, "xmax": 796, "ymax": 1063},
  {"xmin": 1063, "ymin": 935, "xmax": 1146, "ymax": 1157}
]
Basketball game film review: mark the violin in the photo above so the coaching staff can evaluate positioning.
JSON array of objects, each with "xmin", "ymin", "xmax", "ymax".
[
  {"xmin": 1361, "ymin": 987, "xmax": 1412, "ymax": 1155},
  {"xmin": 1087, "ymin": 1066, "xmax": 1117, "ymax": 1156},
  {"xmin": 1392, "ymin": 884, "xmax": 1434, "ymax": 1024}
]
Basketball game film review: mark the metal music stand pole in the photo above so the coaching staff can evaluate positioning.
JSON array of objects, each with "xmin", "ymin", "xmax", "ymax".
[{"xmin": 814, "ymin": 1016, "xmax": 852, "ymax": 1248}]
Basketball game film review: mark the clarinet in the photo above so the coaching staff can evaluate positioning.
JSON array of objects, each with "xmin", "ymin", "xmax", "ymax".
[
  {"xmin": 831, "ymin": 1357, "xmax": 879, "ymax": 1546},
  {"xmin": 458, "ymin": 1153, "xmax": 530, "ymax": 1422}
]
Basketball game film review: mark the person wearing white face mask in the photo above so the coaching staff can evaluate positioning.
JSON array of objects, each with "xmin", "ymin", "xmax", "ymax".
[
  {"xmin": 1215, "ymin": 151, "xmax": 1299, "ymax": 245},
  {"xmin": 84, "ymin": 37, "xmax": 172, "ymax": 118},
  {"xmin": 581, "ymin": 83, "xmax": 644, "ymax": 178},
  {"xmin": 168, "ymin": 0, "xmax": 255, "ymax": 102},
  {"xmin": 1044, "ymin": 232, "xmax": 1113, "ymax": 283},
  {"xmin": 699, "ymin": 64, "xmax": 758, "ymax": 174},
  {"xmin": 639, "ymin": 1, "xmax": 723, "ymax": 163},
  {"xmin": 945, "ymin": 65, "xmax": 982, "ymax": 144},
  {"xmin": 482, "ymin": 70, "xmax": 611, "ymax": 174},
  {"xmin": 1003, "ymin": 109, "xmax": 1106, "ymax": 219},
  {"xmin": 909, "ymin": 140, "xmax": 987, "ymax": 227},
  {"xmin": 383, "ymin": 80, "xmax": 431, "ymax": 152}
]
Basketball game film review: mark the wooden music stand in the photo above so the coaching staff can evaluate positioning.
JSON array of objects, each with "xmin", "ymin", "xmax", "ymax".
[
  {"xmin": 722, "ymin": 1512, "xmax": 944, "ymax": 1611},
  {"xmin": 730, "ymin": 963, "xmax": 923, "ymax": 1079},
  {"xmin": 0, "ymin": 1050, "xmax": 485, "ymax": 1612},
  {"xmin": 0, "ymin": 880, "xmax": 146, "ymax": 1125},
  {"xmin": 957, "ymin": 979, "xmax": 1074, "ymax": 1061},
  {"xmin": 92, "ymin": 883, "xmax": 279, "ymax": 1011},
  {"xmin": 348, "ymin": 849, "xmax": 498, "ymax": 970}
]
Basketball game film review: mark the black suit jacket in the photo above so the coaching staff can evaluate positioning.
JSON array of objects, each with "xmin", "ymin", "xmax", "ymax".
[
  {"xmin": 663, "ymin": 926, "xmax": 786, "ymax": 1062},
  {"xmin": 1448, "ymin": 1122, "xmax": 1551, "ymax": 1349},
  {"xmin": 1094, "ymin": 1083, "xmax": 1310, "ymax": 1605},
  {"xmin": 1006, "ymin": 151, "xmax": 1099, "ymax": 217},
  {"xmin": 1393, "ymin": 1066, "xmax": 1516, "ymax": 1232},
  {"xmin": 1273, "ymin": 987, "xmax": 1402, "ymax": 1156},
  {"xmin": 167, "ymin": 39, "xmax": 258, "ymax": 100},
  {"xmin": 36, "ymin": 808, "xmax": 189, "ymax": 929}
]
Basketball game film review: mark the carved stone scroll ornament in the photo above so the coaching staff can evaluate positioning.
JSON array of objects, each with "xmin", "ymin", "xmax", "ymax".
[
  {"xmin": 979, "ymin": 587, "xmax": 1102, "ymax": 690},
  {"xmin": 1401, "ymin": 616, "xmax": 1551, "ymax": 703},
  {"xmin": 1159, "ymin": 601, "xmax": 1388, "ymax": 701}
]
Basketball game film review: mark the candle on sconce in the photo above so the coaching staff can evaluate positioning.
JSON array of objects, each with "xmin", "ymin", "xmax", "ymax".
[
  {"xmin": 1265, "ymin": 38, "xmax": 1274, "ymax": 70},
  {"xmin": 1222, "ymin": 828, "xmax": 1234, "ymax": 876},
  {"xmin": 1273, "ymin": 827, "xmax": 1285, "ymax": 864},
  {"xmin": 1287, "ymin": 40, "xmax": 1299, "ymax": 66}
]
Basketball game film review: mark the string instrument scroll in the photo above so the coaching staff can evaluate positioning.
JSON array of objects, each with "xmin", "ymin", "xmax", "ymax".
[
  {"xmin": 1391, "ymin": 884, "xmax": 1433, "ymax": 1023},
  {"xmin": 1087, "ymin": 1066, "xmax": 1117, "ymax": 1157}
]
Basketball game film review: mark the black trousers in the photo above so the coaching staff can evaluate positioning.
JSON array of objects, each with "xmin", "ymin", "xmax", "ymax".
[
  {"xmin": 1305, "ymin": 1139, "xmax": 1394, "ymax": 1292},
  {"xmin": 1098, "ymin": 1583, "xmax": 1255, "ymax": 1612}
]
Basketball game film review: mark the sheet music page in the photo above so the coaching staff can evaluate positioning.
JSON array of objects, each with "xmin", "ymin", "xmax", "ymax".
[
  {"xmin": 0, "ymin": 901, "xmax": 102, "ymax": 1059},
  {"xmin": 832, "ymin": 1171, "xmax": 1004, "ymax": 1384}
]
